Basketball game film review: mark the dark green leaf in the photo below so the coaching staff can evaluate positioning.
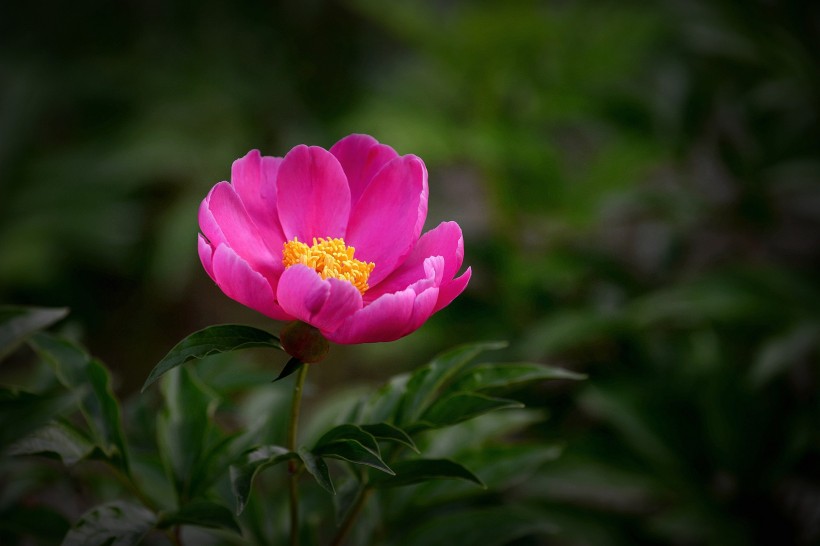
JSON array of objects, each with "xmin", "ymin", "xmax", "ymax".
[
  {"xmin": 451, "ymin": 362, "xmax": 586, "ymax": 393},
  {"xmin": 158, "ymin": 367, "xmax": 222, "ymax": 500},
  {"xmin": 416, "ymin": 392, "xmax": 523, "ymax": 430},
  {"xmin": 314, "ymin": 424, "xmax": 381, "ymax": 456},
  {"xmin": 273, "ymin": 357, "xmax": 303, "ymax": 382},
  {"xmin": 403, "ymin": 505, "xmax": 556, "ymax": 546},
  {"xmin": 28, "ymin": 333, "xmax": 130, "ymax": 470},
  {"xmin": 142, "ymin": 324, "xmax": 283, "ymax": 392},
  {"xmin": 0, "ymin": 305, "xmax": 68, "ymax": 359},
  {"xmin": 369, "ymin": 458, "xmax": 484, "ymax": 489},
  {"xmin": 298, "ymin": 447, "xmax": 334, "ymax": 494},
  {"xmin": 229, "ymin": 445, "xmax": 296, "ymax": 515},
  {"xmin": 0, "ymin": 387, "xmax": 84, "ymax": 450},
  {"xmin": 62, "ymin": 501, "xmax": 157, "ymax": 546},
  {"xmin": 158, "ymin": 500, "xmax": 240, "ymax": 534},
  {"xmin": 360, "ymin": 423, "xmax": 418, "ymax": 453},
  {"xmin": 7, "ymin": 420, "xmax": 94, "ymax": 465},
  {"xmin": 398, "ymin": 341, "xmax": 507, "ymax": 426},
  {"xmin": 356, "ymin": 373, "xmax": 410, "ymax": 424},
  {"xmin": 314, "ymin": 439, "xmax": 394, "ymax": 475},
  {"xmin": 86, "ymin": 359, "xmax": 130, "ymax": 471}
]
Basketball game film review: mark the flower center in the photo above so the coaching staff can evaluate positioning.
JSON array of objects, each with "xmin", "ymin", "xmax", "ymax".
[{"xmin": 282, "ymin": 237, "xmax": 375, "ymax": 295}]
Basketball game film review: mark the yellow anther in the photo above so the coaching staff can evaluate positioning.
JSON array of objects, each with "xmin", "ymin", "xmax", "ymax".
[{"xmin": 283, "ymin": 237, "xmax": 375, "ymax": 295}]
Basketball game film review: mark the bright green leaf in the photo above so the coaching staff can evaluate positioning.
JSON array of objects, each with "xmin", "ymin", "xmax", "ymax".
[
  {"xmin": 7, "ymin": 420, "xmax": 94, "ymax": 465},
  {"xmin": 142, "ymin": 324, "xmax": 283, "ymax": 392},
  {"xmin": 229, "ymin": 445, "xmax": 296, "ymax": 515},
  {"xmin": 0, "ymin": 305, "xmax": 67, "ymax": 359},
  {"xmin": 451, "ymin": 362, "xmax": 585, "ymax": 393},
  {"xmin": 158, "ymin": 500, "xmax": 241, "ymax": 534},
  {"xmin": 416, "ymin": 392, "xmax": 523, "ymax": 430},
  {"xmin": 369, "ymin": 458, "xmax": 484, "ymax": 489},
  {"xmin": 298, "ymin": 447, "xmax": 335, "ymax": 494},
  {"xmin": 360, "ymin": 423, "xmax": 418, "ymax": 453},
  {"xmin": 62, "ymin": 501, "xmax": 157, "ymax": 546},
  {"xmin": 397, "ymin": 341, "xmax": 507, "ymax": 426},
  {"xmin": 314, "ymin": 439, "xmax": 394, "ymax": 475}
]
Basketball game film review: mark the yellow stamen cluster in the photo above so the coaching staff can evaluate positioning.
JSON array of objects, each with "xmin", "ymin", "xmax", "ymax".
[{"xmin": 282, "ymin": 237, "xmax": 375, "ymax": 295}]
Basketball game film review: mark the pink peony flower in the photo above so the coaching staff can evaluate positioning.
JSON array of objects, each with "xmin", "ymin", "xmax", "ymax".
[{"xmin": 198, "ymin": 134, "xmax": 471, "ymax": 344}]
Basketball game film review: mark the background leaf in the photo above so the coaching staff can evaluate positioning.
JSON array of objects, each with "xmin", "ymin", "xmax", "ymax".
[
  {"xmin": 62, "ymin": 501, "xmax": 157, "ymax": 546},
  {"xmin": 7, "ymin": 420, "xmax": 94, "ymax": 465},
  {"xmin": 158, "ymin": 500, "xmax": 240, "ymax": 534},
  {"xmin": 0, "ymin": 305, "xmax": 67, "ymax": 359},
  {"xmin": 369, "ymin": 458, "xmax": 484, "ymax": 489}
]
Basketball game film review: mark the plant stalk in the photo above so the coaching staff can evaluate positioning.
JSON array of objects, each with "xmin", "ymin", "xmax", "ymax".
[
  {"xmin": 287, "ymin": 362, "xmax": 309, "ymax": 546},
  {"xmin": 330, "ymin": 486, "xmax": 373, "ymax": 546}
]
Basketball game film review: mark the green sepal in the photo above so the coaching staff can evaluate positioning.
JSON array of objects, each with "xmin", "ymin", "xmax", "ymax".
[
  {"xmin": 142, "ymin": 324, "xmax": 283, "ymax": 392},
  {"xmin": 273, "ymin": 357, "xmax": 304, "ymax": 382}
]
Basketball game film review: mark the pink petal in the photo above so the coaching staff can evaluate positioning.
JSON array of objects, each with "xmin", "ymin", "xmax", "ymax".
[
  {"xmin": 435, "ymin": 267, "xmax": 472, "ymax": 312},
  {"xmin": 198, "ymin": 234, "xmax": 216, "ymax": 281},
  {"xmin": 211, "ymin": 244, "xmax": 291, "ymax": 321},
  {"xmin": 329, "ymin": 134, "xmax": 399, "ymax": 207},
  {"xmin": 276, "ymin": 265, "xmax": 363, "ymax": 334},
  {"xmin": 346, "ymin": 155, "xmax": 429, "ymax": 286},
  {"xmin": 404, "ymin": 285, "xmax": 441, "ymax": 336},
  {"xmin": 367, "ymin": 221, "xmax": 463, "ymax": 299},
  {"xmin": 326, "ymin": 288, "xmax": 417, "ymax": 344},
  {"xmin": 199, "ymin": 182, "xmax": 282, "ymax": 279},
  {"xmin": 277, "ymin": 145, "xmax": 351, "ymax": 242},
  {"xmin": 231, "ymin": 150, "xmax": 286, "ymax": 252}
]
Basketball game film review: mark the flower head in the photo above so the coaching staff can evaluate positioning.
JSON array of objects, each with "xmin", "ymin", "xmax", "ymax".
[{"xmin": 198, "ymin": 134, "xmax": 471, "ymax": 344}]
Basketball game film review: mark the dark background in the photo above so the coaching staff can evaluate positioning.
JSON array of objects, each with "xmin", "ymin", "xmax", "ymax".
[{"xmin": 2, "ymin": 0, "xmax": 819, "ymax": 544}]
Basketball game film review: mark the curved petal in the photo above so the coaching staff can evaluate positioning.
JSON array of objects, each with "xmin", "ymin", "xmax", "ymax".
[
  {"xmin": 211, "ymin": 244, "xmax": 291, "ymax": 321},
  {"xmin": 329, "ymin": 134, "xmax": 399, "ymax": 207},
  {"xmin": 368, "ymin": 221, "xmax": 464, "ymax": 299},
  {"xmin": 231, "ymin": 150, "xmax": 286, "ymax": 253},
  {"xmin": 198, "ymin": 234, "xmax": 216, "ymax": 282},
  {"xmin": 277, "ymin": 145, "xmax": 351, "ymax": 242},
  {"xmin": 435, "ymin": 267, "xmax": 472, "ymax": 313},
  {"xmin": 326, "ymin": 288, "xmax": 416, "ymax": 344},
  {"xmin": 404, "ymin": 285, "xmax": 440, "ymax": 337},
  {"xmin": 199, "ymin": 182, "xmax": 282, "ymax": 279},
  {"xmin": 276, "ymin": 265, "xmax": 363, "ymax": 334},
  {"xmin": 346, "ymin": 155, "xmax": 429, "ymax": 286}
]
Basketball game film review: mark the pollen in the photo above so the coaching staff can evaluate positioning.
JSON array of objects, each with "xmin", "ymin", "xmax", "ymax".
[{"xmin": 283, "ymin": 237, "xmax": 375, "ymax": 295}]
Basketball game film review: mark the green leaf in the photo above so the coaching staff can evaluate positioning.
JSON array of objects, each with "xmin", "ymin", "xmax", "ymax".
[
  {"xmin": 62, "ymin": 501, "xmax": 157, "ymax": 546},
  {"xmin": 314, "ymin": 439, "xmax": 394, "ymax": 475},
  {"xmin": 158, "ymin": 367, "xmax": 222, "ymax": 501},
  {"xmin": 158, "ymin": 500, "xmax": 241, "ymax": 534},
  {"xmin": 403, "ymin": 505, "xmax": 556, "ymax": 546},
  {"xmin": 298, "ymin": 447, "xmax": 335, "ymax": 494},
  {"xmin": 229, "ymin": 445, "xmax": 296, "ymax": 515},
  {"xmin": 0, "ymin": 387, "xmax": 84, "ymax": 450},
  {"xmin": 28, "ymin": 333, "xmax": 130, "ymax": 470},
  {"xmin": 451, "ymin": 362, "xmax": 586, "ymax": 393},
  {"xmin": 273, "ymin": 357, "xmax": 304, "ymax": 382},
  {"xmin": 355, "ymin": 373, "xmax": 410, "ymax": 424},
  {"xmin": 7, "ymin": 420, "xmax": 94, "ymax": 465},
  {"xmin": 0, "ymin": 305, "xmax": 67, "ymax": 359},
  {"xmin": 360, "ymin": 423, "xmax": 418, "ymax": 453},
  {"xmin": 314, "ymin": 424, "xmax": 381, "ymax": 456},
  {"xmin": 86, "ymin": 359, "xmax": 130, "ymax": 471},
  {"xmin": 142, "ymin": 324, "xmax": 283, "ymax": 392},
  {"xmin": 416, "ymin": 392, "xmax": 523, "ymax": 430},
  {"xmin": 369, "ymin": 458, "xmax": 484, "ymax": 489},
  {"xmin": 397, "ymin": 341, "xmax": 507, "ymax": 426}
]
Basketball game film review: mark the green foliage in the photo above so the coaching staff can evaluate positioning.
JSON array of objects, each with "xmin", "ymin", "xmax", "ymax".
[{"xmin": 0, "ymin": 309, "xmax": 580, "ymax": 544}]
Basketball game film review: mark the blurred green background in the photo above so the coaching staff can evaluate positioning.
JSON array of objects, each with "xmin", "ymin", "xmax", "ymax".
[{"xmin": 2, "ymin": 0, "xmax": 819, "ymax": 544}]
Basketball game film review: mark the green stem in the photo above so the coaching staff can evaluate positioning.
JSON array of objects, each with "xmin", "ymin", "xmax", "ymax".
[
  {"xmin": 287, "ymin": 363, "xmax": 309, "ymax": 546},
  {"xmin": 330, "ymin": 486, "xmax": 373, "ymax": 546}
]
